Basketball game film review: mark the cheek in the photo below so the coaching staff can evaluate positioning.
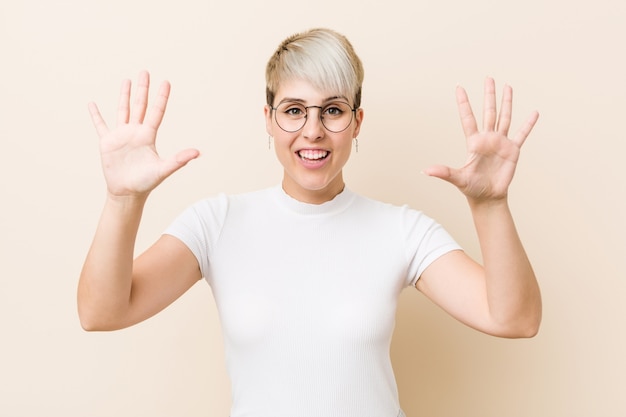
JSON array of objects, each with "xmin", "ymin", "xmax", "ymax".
[
  {"xmin": 272, "ymin": 133, "xmax": 296, "ymax": 158},
  {"xmin": 337, "ymin": 134, "xmax": 356, "ymax": 152}
]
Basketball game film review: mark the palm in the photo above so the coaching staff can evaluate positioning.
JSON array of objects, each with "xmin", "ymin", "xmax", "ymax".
[
  {"xmin": 425, "ymin": 78, "xmax": 538, "ymax": 202},
  {"xmin": 98, "ymin": 123, "xmax": 164, "ymax": 195},
  {"xmin": 88, "ymin": 71, "xmax": 199, "ymax": 198}
]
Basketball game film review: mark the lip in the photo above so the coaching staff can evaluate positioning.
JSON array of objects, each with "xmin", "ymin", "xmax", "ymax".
[{"xmin": 295, "ymin": 148, "xmax": 331, "ymax": 169}]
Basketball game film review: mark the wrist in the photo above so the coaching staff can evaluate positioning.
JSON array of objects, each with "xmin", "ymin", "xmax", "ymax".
[
  {"xmin": 467, "ymin": 195, "xmax": 510, "ymax": 213},
  {"xmin": 105, "ymin": 191, "xmax": 149, "ymax": 209}
]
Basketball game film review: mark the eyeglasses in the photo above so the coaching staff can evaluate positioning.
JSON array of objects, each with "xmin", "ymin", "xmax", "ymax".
[{"xmin": 270, "ymin": 101, "xmax": 357, "ymax": 133}]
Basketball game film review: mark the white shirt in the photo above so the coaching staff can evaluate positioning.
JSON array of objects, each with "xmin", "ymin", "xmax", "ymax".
[{"xmin": 165, "ymin": 186, "xmax": 461, "ymax": 417}]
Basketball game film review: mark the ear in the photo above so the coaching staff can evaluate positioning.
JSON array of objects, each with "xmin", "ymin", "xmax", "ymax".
[
  {"xmin": 264, "ymin": 105, "xmax": 273, "ymax": 136},
  {"xmin": 352, "ymin": 107, "xmax": 364, "ymax": 138}
]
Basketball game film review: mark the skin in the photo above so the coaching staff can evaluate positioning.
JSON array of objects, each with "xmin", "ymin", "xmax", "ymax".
[
  {"xmin": 419, "ymin": 79, "xmax": 542, "ymax": 337},
  {"xmin": 78, "ymin": 71, "xmax": 541, "ymax": 338},
  {"xmin": 79, "ymin": 72, "xmax": 201, "ymax": 330},
  {"xmin": 264, "ymin": 79, "xmax": 363, "ymax": 204}
]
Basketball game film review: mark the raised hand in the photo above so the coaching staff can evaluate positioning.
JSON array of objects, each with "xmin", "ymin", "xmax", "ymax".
[
  {"xmin": 423, "ymin": 77, "xmax": 539, "ymax": 203},
  {"xmin": 88, "ymin": 71, "xmax": 199, "ymax": 199}
]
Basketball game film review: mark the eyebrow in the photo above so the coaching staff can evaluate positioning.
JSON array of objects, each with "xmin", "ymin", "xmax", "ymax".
[{"xmin": 277, "ymin": 95, "xmax": 350, "ymax": 105}]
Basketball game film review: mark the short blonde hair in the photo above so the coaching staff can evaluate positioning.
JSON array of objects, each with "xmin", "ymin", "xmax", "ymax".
[{"xmin": 265, "ymin": 28, "xmax": 364, "ymax": 108}]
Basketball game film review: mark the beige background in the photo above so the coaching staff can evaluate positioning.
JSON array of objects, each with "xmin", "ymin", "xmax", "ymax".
[{"xmin": 1, "ymin": 0, "xmax": 625, "ymax": 416}]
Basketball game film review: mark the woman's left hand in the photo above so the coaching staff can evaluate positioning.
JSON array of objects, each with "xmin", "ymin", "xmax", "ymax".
[{"xmin": 423, "ymin": 77, "xmax": 539, "ymax": 203}]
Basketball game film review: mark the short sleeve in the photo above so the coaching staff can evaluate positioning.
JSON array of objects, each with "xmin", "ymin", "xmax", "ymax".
[
  {"xmin": 401, "ymin": 206, "xmax": 462, "ymax": 287},
  {"xmin": 163, "ymin": 194, "xmax": 229, "ymax": 280}
]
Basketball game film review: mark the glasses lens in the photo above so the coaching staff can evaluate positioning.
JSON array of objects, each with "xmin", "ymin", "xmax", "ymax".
[
  {"xmin": 275, "ymin": 103, "xmax": 307, "ymax": 132},
  {"xmin": 275, "ymin": 102, "xmax": 354, "ymax": 133},
  {"xmin": 320, "ymin": 102, "xmax": 353, "ymax": 132}
]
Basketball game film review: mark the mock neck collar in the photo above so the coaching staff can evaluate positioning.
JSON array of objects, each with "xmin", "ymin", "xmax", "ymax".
[{"xmin": 273, "ymin": 185, "xmax": 355, "ymax": 216}]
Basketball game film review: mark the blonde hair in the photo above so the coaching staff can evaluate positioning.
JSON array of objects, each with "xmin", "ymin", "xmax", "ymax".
[{"xmin": 265, "ymin": 28, "xmax": 364, "ymax": 108}]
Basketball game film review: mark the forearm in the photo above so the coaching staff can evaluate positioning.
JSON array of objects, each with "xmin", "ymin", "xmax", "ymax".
[
  {"xmin": 77, "ymin": 194, "xmax": 147, "ymax": 330},
  {"xmin": 469, "ymin": 198, "xmax": 542, "ymax": 336}
]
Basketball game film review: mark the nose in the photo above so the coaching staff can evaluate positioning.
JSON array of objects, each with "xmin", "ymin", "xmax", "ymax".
[{"xmin": 302, "ymin": 107, "xmax": 324, "ymax": 141}]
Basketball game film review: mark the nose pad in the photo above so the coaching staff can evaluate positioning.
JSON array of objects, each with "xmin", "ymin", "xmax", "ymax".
[{"xmin": 302, "ymin": 108, "xmax": 324, "ymax": 140}]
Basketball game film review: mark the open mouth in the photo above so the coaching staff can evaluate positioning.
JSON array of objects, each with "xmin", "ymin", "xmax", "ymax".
[{"xmin": 297, "ymin": 149, "xmax": 329, "ymax": 161}]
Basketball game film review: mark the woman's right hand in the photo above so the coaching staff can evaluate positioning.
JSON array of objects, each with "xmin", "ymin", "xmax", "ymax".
[{"xmin": 88, "ymin": 71, "xmax": 200, "ymax": 199}]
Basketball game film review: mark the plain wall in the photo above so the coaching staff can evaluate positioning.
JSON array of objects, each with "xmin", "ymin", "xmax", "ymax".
[{"xmin": 1, "ymin": 0, "xmax": 625, "ymax": 416}]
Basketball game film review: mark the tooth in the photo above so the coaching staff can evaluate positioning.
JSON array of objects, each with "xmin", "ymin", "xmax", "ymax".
[{"xmin": 300, "ymin": 150, "xmax": 327, "ymax": 160}]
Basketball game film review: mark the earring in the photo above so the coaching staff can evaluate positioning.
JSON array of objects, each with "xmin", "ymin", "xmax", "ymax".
[
  {"xmin": 353, "ymin": 137, "xmax": 359, "ymax": 153},
  {"xmin": 268, "ymin": 135, "xmax": 272, "ymax": 150}
]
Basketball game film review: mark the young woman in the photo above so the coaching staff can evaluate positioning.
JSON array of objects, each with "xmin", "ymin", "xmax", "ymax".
[{"xmin": 79, "ymin": 28, "xmax": 541, "ymax": 417}]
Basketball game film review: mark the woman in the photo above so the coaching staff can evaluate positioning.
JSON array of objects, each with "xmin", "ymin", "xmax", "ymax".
[{"xmin": 79, "ymin": 28, "xmax": 541, "ymax": 417}]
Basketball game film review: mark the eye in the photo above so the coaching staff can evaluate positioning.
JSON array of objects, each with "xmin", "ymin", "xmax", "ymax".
[
  {"xmin": 323, "ymin": 103, "xmax": 347, "ymax": 118},
  {"xmin": 280, "ymin": 104, "xmax": 306, "ymax": 117},
  {"xmin": 286, "ymin": 107, "xmax": 302, "ymax": 115}
]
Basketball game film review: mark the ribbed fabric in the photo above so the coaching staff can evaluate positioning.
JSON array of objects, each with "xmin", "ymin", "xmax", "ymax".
[{"xmin": 165, "ymin": 186, "xmax": 461, "ymax": 417}]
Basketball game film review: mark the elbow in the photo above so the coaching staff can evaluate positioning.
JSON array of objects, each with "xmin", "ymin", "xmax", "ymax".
[
  {"xmin": 512, "ymin": 320, "xmax": 541, "ymax": 339},
  {"xmin": 77, "ymin": 303, "xmax": 126, "ymax": 332},
  {"xmin": 78, "ymin": 309, "xmax": 108, "ymax": 332},
  {"xmin": 78, "ymin": 313, "xmax": 125, "ymax": 332},
  {"xmin": 79, "ymin": 319, "xmax": 100, "ymax": 332},
  {"xmin": 77, "ymin": 298, "xmax": 103, "ymax": 331},
  {"xmin": 492, "ymin": 293, "xmax": 543, "ymax": 339},
  {"xmin": 523, "ymin": 313, "xmax": 542, "ymax": 338},
  {"xmin": 517, "ymin": 301, "xmax": 543, "ymax": 338},
  {"xmin": 498, "ymin": 311, "xmax": 542, "ymax": 339},
  {"xmin": 77, "ymin": 287, "xmax": 127, "ymax": 332},
  {"xmin": 490, "ymin": 321, "xmax": 540, "ymax": 339}
]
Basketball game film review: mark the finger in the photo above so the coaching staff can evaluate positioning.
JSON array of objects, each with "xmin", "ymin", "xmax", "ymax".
[
  {"xmin": 130, "ymin": 70, "xmax": 150, "ymax": 124},
  {"xmin": 483, "ymin": 77, "xmax": 497, "ymax": 131},
  {"xmin": 117, "ymin": 78, "xmax": 131, "ymax": 125},
  {"xmin": 88, "ymin": 102, "xmax": 109, "ymax": 138},
  {"xmin": 456, "ymin": 86, "xmax": 478, "ymax": 138},
  {"xmin": 175, "ymin": 148, "xmax": 201, "ymax": 165},
  {"xmin": 512, "ymin": 111, "xmax": 539, "ymax": 147},
  {"xmin": 496, "ymin": 84, "xmax": 513, "ymax": 135},
  {"xmin": 422, "ymin": 164, "xmax": 463, "ymax": 187},
  {"xmin": 423, "ymin": 165, "xmax": 469, "ymax": 190},
  {"xmin": 159, "ymin": 148, "xmax": 201, "ymax": 178},
  {"xmin": 145, "ymin": 80, "xmax": 171, "ymax": 130}
]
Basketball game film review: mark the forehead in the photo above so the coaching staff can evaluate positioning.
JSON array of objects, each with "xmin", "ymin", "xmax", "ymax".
[{"xmin": 274, "ymin": 78, "xmax": 348, "ymax": 104}]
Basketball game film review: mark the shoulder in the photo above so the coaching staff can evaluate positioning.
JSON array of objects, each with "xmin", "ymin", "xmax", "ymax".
[
  {"xmin": 348, "ymin": 190, "xmax": 432, "ymax": 224},
  {"xmin": 184, "ymin": 186, "xmax": 277, "ymax": 216},
  {"xmin": 348, "ymin": 190, "xmax": 458, "ymax": 247}
]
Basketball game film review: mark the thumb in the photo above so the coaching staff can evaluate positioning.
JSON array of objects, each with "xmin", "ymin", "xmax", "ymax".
[
  {"xmin": 175, "ymin": 148, "xmax": 201, "ymax": 165},
  {"xmin": 160, "ymin": 148, "xmax": 201, "ymax": 178},
  {"xmin": 422, "ymin": 164, "xmax": 462, "ymax": 187}
]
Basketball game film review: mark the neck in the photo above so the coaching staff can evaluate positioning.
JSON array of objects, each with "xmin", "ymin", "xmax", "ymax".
[{"xmin": 281, "ymin": 179, "xmax": 345, "ymax": 205}]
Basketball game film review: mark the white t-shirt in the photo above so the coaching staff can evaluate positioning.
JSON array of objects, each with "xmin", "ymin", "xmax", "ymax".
[{"xmin": 165, "ymin": 186, "xmax": 461, "ymax": 417}]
